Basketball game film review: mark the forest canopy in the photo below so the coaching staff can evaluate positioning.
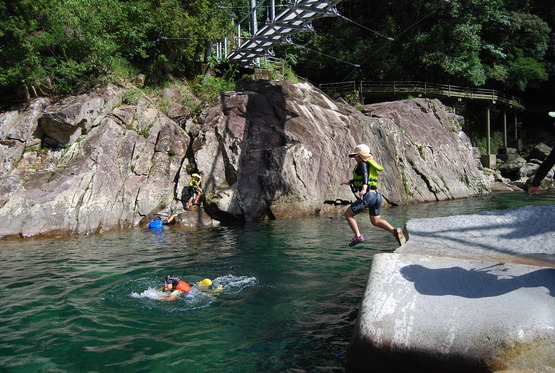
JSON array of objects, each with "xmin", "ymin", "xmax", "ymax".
[{"xmin": 0, "ymin": 0, "xmax": 553, "ymax": 98}]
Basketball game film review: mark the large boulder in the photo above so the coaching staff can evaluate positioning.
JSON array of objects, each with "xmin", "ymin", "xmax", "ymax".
[
  {"xmin": 349, "ymin": 205, "xmax": 555, "ymax": 372},
  {"xmin": 499, "ymin": 143, "xmax": 555, "ymax": 189},
  {"xmin": 529, "ymin": 143, "xmax": 552, "ymax": 161},
  {"xmin": 0, "ymin": 81, "xmax": 492, "ymax": 238},
  {"xmin": 180, "ymin": 81, "xmax": 490, "ymax": 221},
  {"xmin": 38, "ymin": 84, "xmax": 124, "ymax": 147},
  {"xmin": 361, "ymin": 99, "xmax": 488, "ymax": 203}
]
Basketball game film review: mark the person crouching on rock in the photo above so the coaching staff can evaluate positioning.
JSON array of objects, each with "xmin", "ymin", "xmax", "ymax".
[
  {"xmin": 185, "ymin": 171, "xmax": 204, "ymax": 211},
  {"xmin": 159, "ymin": 274, "xmax": 191, "ymax": 301},
  {"xmin": 340, "ymin": 144, "xmax": 406, "ymax": 247}
]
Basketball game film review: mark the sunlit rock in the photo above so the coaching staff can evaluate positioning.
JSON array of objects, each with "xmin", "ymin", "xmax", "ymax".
[{"xmin": 0, "ymin": 81, "xmax": 494, "ymax": 237}]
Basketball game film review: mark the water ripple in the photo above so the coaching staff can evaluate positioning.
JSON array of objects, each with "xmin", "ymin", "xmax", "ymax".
[{"xmin": 1, "ymin": 193, "xmax": 552, "ymax": 372}]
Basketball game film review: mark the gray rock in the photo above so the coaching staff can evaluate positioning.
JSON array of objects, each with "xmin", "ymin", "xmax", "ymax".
[
  {"xmin": 190, "ymin": 83, "xmax": 490, "ymax": 221},
  {"xmin": 349, "ymin": 253, "xmax": 555, "ymax": 372},
  {"xmin": 498, "ymin": 154, "xmax": 528, "ymax": 180},
  {"xmin": 398, "ymin": 204, "xmax": 555, "ymax": 265},
  {"xmin": 529, "ymin": 143, "xmax": 552, "ymax": 161},
  {"xmin": 0, "ymin": 81, "xmax": 495, "ymax": 237},
  {"xmin": 0, "ymin": 91, "xmax": 193, "ymax": 237},
  {"xmin": 38, "ymin": 84, "xmax": 124, "ymax": 147},
  {"xmin": 349, "ymin": 205, "xmax": 555, "ymax": 372},
  {"xmin": 362, "ymin": 98, "xmax": 488, "ymax": 203}
]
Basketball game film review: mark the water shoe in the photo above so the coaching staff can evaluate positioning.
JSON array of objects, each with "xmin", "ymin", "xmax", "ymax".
[
  {"xmin": 393, "ymin": 228, "xmax": 406, "ymax": 246},
  {"xmin": 349, "ymin": 235, "xmax": 364, "ymax": 247}
]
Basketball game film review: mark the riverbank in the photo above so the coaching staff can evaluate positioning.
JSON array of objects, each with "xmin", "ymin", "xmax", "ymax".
[
  {"xmin": 1, "ymin": 82, "xmax": 493, "ymax": 239},
  {"xmin": 348, "ymin": 203, "xmax": 555, "ymax": 372}
]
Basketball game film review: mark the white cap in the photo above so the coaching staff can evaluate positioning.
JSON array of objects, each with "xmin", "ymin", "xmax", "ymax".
[{"xmin": 349, "ymin": 144, "xmax": 372, "ymax": 160}]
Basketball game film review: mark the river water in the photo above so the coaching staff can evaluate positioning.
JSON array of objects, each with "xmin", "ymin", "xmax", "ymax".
[{"xmin": 1, "ymin": 192, "xmax": 553, "ymax": 373}]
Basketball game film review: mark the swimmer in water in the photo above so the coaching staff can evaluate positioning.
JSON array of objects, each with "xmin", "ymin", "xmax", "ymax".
[
  {"xmin": 158, "ymin": 276, "xmax": 222, "ymax": 301},
  {"xmin": 159, "ymin": 274, "xmax": 190, "ymax": 301}
]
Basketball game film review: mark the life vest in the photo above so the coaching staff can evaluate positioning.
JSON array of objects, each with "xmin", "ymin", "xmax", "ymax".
[
  {"xmin": 176, "ymin": 280, "xmax": 191, "ymax": 293},
  {"xmin": 148, "ymin": 219, "xmax": 164, "ymax": 230},
  {"xmin": 189, "ymin": 174, "xmax": 202, "ymax": 188},
  {"xmin": 352, "ymin": 159, "xmax": 384, "ymax": 190}
]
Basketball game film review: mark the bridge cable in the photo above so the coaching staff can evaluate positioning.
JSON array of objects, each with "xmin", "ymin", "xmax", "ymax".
[
  {"xmin": 335, "ymin": 13, "xmax": 394, "ymax": 41},
  {"xmin": 339, "ymin": 9, "xmax": 437, "ymax": 83},
  {"xmin": 287, "ymin": 40, "xmax": 361, "ymax": 68}
]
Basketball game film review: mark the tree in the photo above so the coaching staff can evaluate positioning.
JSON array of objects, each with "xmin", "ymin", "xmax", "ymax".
[
  {"xmin": 0, "ymin": 0, "xmax": 233, "ymax": 95},
  {"xmin": 276, "ymin": 0, "xmax": 552, "ymax": 93}
]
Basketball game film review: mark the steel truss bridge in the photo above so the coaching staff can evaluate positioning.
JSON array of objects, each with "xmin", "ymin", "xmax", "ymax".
[{"xmin": 215, "ymin": 0, "xmax": 342, "ymax": 67}]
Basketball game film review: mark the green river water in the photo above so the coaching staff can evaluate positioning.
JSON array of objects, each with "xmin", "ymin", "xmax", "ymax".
[{"xmin": 1, "ymin": 192, "xmax": 553, "ymax": 373}]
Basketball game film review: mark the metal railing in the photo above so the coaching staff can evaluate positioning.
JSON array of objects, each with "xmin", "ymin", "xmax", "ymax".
[{"xmin": 319, "ymin": 80, "xmax": 525, "ymax": 109}]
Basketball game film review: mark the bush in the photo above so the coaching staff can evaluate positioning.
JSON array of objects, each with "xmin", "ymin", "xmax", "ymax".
[{"xmin": 472, "ymin": 131, "xmax": 505, "ymax": 155}]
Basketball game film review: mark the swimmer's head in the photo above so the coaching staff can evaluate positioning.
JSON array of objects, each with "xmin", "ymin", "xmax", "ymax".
[{"xmin": 164, "ymin": 274, "xmax": 180, "ymax": 289}]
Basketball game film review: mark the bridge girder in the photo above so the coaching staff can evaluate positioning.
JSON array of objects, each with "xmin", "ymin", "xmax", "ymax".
[{"xmin": 219, "ymin": 0, "xmax": 342, "ymax": 68}]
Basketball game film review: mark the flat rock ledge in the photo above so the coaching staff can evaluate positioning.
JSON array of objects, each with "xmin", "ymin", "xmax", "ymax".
[{"xmin": 348, "ymin": 204, "xmax": 555, "ymax": 373}]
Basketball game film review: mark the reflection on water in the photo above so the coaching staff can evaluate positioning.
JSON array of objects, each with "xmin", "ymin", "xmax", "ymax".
[{"xmin": 0, "ymin": 192, "xmax": 553, "ymax": 372}]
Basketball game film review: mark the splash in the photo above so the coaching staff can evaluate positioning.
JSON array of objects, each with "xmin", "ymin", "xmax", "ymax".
[
  {"xmin": 211, "ymin": 275, "xmax": 258, "ymax": 294},
  {"xmin": 127, "ymin": 275, "xmax": 258, "ymax": 311},
  {"xmin": 130, "ymin": 287, "xmax": 164, "ymax": 299}
]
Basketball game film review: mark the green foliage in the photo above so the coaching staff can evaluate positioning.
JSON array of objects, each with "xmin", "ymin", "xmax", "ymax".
[
  {"xmin": 190, "ymin": 66, "xmax": 237, "ymax": 105},
  {"xmin": 472, "ymin": 131, "xmax": 505, "ymax": 155},
  {"xmin": 191, "ymin": 75, "xmax": 236, "ymax": 105},
  {"xmin": 0, "ymin": 0, "xmax": 156, "ymax": 93},
  {"xmin": 123, "ymin": 88, "xmax": 145, "ymax": 105},
  {"xmin": 0, "ymin": 0, "xmax": 231, "ymax": 94},
  {"xmin": 257, "ymin": 57, "xmax": 300, "ymax": 82},
  {"xmin": 278, "ymin": 0, "xmax": 553, "ymax": 93},
  {"xmin": 0, "ymin": 0, "xmax": 552, "ymax": 99},
  {"xmin": 343, "ymin": 91, "xmax": 363, "ymax": 110},
  {"xmin": 140, "ymin": 127, "xmax": 150, "ymax": 138},
  {"xmin": 284, "ymin": 69, "xmax": 299, "ymax": 83}
]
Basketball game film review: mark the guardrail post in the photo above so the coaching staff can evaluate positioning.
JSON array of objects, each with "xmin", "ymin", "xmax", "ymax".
[
  {"xmin": 206, "ymin": 40, "xmax": 213, "ymax": 60},
  {"xmin": 498, "ymin": 110, "xmax": 510, "ymax": 158},
  {"xmin": 514, "ymin": 113, "xmax": 518, "ymax": 139},
  {"xmin": 503, "ymin": 111, "xmax": 507, "ymax": 148},
  {"xmin": 480, "ymin": 106, "xmax": 496, "ymax": 168},
  {"xmin": 508, "ymin": 113, "xmax": 522, "ymax": 151},
  {"xmin": 486, "ymin": 107, "xmax": 491, "ymax": 155}
]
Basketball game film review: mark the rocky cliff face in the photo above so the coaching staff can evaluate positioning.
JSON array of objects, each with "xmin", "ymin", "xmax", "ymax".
[{"xmin": 0, "ymin": 81, "xmax": 491, "ymax": 238}]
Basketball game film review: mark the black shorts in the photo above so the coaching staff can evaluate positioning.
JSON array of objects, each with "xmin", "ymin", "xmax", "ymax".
[
  {"xmin": 350, "ymin": 191, "xmax": 383, "ymax": 216},
  {"xmin": 187, "ymin": 186, "xmax": 200, "ymax": 198}
]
